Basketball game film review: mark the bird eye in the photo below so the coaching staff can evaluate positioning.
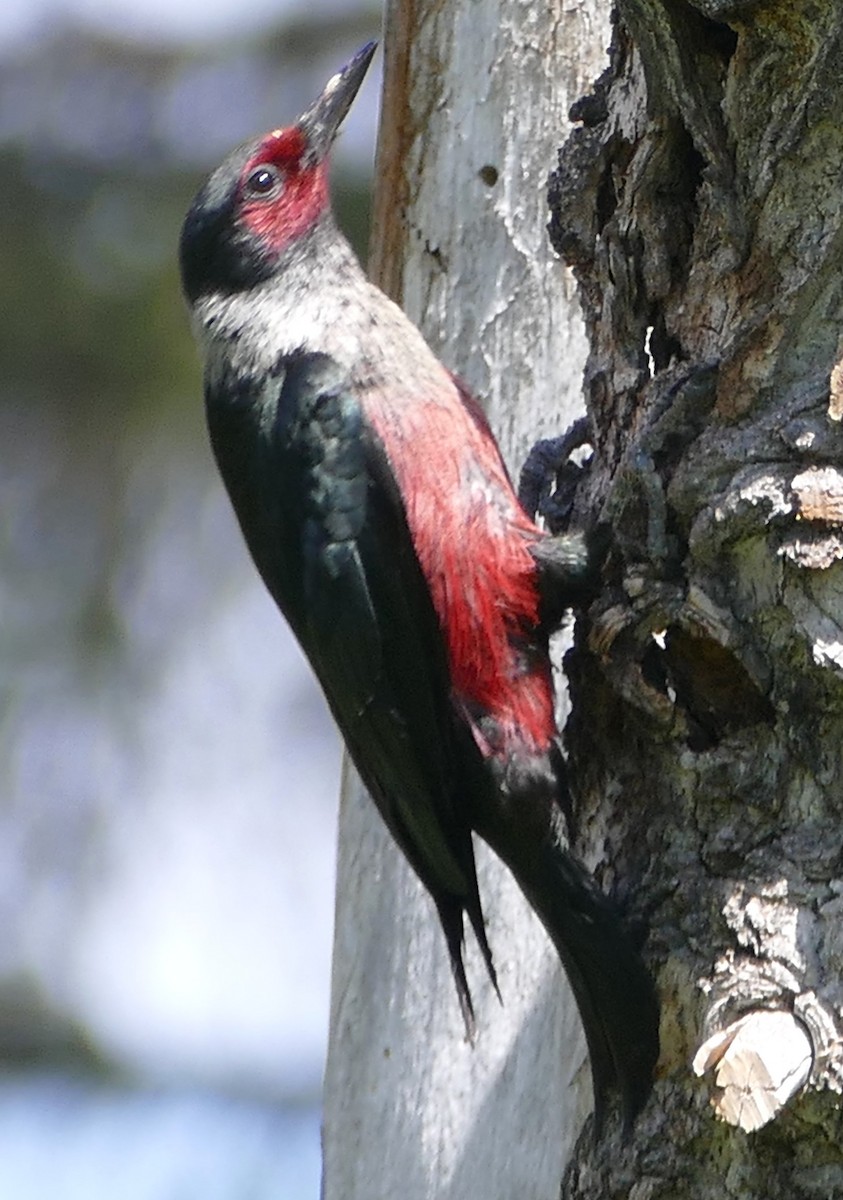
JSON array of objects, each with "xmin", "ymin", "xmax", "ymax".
[{"xmin": 245, "ymin": 165, "xmax": 281, "ymax": 197}]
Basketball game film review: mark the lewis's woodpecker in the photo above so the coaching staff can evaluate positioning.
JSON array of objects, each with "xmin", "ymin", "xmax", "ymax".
[{"xmin": 179, "ymin": 42, "xmax": 658, "ymax": 1122}]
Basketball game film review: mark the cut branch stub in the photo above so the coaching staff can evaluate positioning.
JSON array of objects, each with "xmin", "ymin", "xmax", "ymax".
[
  {"xmin": 692, "ymin": 987, "xmax": 843, "ymax": 1132},
  {"xmin": 692, "ymin": 1009, "xmax": 813, "ymax": 1132}
]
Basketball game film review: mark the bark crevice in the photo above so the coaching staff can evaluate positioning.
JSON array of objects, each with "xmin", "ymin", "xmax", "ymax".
[{"xmin": 551, "ymin": 2, "xmax": 843, "ymax": 1193}]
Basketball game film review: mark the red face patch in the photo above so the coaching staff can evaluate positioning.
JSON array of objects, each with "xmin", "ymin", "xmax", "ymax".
[{"xmin": 239, "ymin": 125, "xmax": 329, "ymax": 253}]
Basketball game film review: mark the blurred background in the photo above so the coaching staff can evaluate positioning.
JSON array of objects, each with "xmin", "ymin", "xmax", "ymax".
[{"xmin": 0, "ymin": 0, "xmax": 380, "ymax": 1195}]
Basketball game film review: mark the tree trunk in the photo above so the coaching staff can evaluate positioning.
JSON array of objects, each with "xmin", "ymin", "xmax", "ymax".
[
  {"xmin": 326, "ymin": 0, "xmax": 843, "ymax": 1197},
  {"xmin": 549, "ymin": 1, "xmax": 843, "ymax": 1196},
  {"xmin": 321, "ymin": 2, "xmax": 610, "ymax": 1196}
]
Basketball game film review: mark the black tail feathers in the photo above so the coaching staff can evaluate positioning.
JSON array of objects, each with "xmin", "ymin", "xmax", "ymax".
[
  {"xmin": 530, "ymin": 841, "xmax": 659, "ymax": 1126},
  {"xmin": 467, "ymin": 769, "xmax": 659, "ymax": 1125},
  {"xmin": 435, "ymin": 889, "xmax": 501, "ymax": 1041}
]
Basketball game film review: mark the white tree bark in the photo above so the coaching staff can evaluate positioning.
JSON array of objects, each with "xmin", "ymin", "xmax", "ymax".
[{"xmin": 322, "ymin": 2, "xmax": 611, "ymax": 1197}]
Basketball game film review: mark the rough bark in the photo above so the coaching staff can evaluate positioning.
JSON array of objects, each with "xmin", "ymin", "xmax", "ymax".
[
  {"xmin": 321, "ymin": 2, "xmax": 610, "ymax": 1196},
  {"xmin": 548, "ymin": 1, "xmax": 843, "ymax": 1196},
  {"xmin": 326, "ymin": 0, "xmax": 843, "ymax": 1196}
]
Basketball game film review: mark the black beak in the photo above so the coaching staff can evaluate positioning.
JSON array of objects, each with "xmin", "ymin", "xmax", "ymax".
[{"xmin": 299, "ymin": 41, "xmax": 378, "ymax": 162}]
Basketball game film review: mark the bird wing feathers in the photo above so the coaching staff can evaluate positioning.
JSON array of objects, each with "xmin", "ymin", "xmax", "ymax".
[
  {"xmin": 206, "ymin": 349, "xmax": 495, "ymax": 1027},
  {"xmin": 206, "ymin": 349, "xmax": 658, "ymax": 1108}
]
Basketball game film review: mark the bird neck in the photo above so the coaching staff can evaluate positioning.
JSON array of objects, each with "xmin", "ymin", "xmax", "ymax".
[{"xmin": 190, "ymin": 215, "xmax": 367, "ymax": 385}]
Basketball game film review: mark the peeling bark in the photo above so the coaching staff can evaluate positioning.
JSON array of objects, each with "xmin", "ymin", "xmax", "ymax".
[{"xmin": 551, "ymin": 2, "xmax": 843, "ymax": 1194}]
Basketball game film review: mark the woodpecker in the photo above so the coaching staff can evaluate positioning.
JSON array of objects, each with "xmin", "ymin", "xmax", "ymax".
[{"xmin": 179, "ymin": 42, "xmax": 658, "ymax": 1123}]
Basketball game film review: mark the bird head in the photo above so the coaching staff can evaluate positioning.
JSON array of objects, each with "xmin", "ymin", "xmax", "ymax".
[{"xmin": 179, "ymin": 41, "xmax": 377, "ymax": 303}]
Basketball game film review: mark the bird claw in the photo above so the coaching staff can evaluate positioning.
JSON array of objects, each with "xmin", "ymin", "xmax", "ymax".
[{"xmin": 518, "ymin": 417, "xmax": 593, "ymax": 532}]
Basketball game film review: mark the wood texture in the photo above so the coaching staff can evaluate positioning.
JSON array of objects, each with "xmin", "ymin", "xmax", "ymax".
[
  {"xmin": 548, "ymin": 2, "xmax": 843, "ymax": 1195},
  {"xmin": 322, "ymin": 2, "xmax": 612, "ymax": 1196}
]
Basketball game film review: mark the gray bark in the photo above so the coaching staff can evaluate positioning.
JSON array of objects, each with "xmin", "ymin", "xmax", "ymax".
[
  {"xmin": 321, "ymin": 2, "xmax": 610, "ymax": 1197},
  {"xmin": 551, "ymin": 1, "xmax": 843, "ymax": 1195},
  {"xmin": 326, "ymin": 0, "xmax": 843, "ymax": 1196}
]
